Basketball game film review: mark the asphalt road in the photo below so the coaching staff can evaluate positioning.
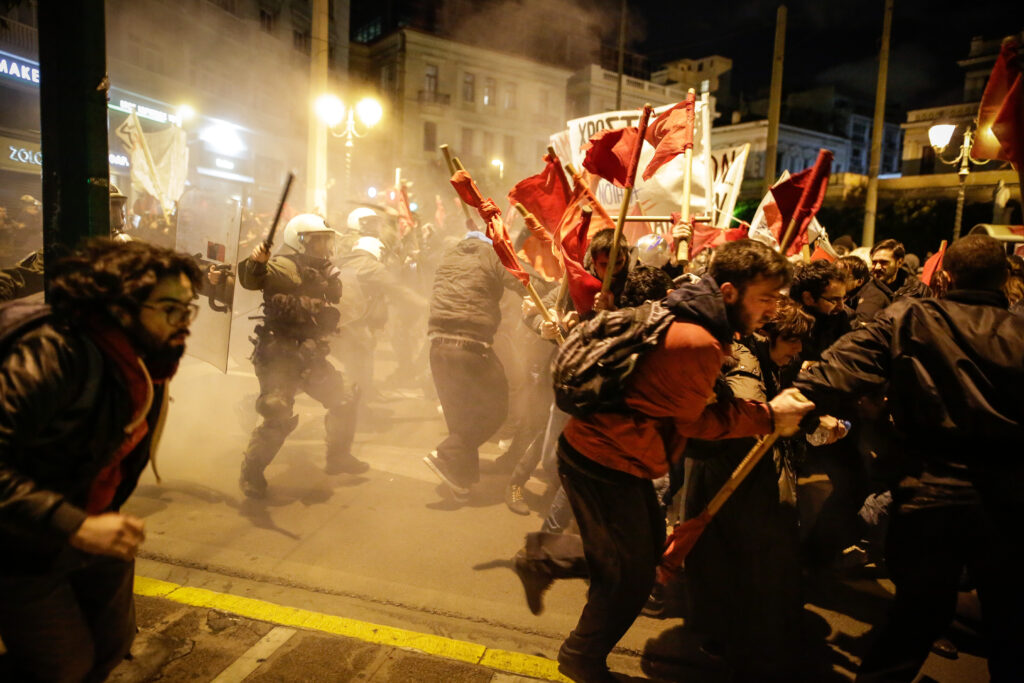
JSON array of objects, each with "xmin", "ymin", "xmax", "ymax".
[{"xmin": 112, "ymin": 338, "xmax": 989, "ymax": 682}]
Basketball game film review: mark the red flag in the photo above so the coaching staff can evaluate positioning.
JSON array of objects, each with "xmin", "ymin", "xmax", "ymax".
[
  {"xmin": 394, "ymin": 186, "xmax": 416, "ymax": 237},
  {"xmin": 507, "ymin": 154, "xmax": 573, "ymax": 233},
  {"xmin": 518, "ymin": 208, "xmax": 561, "ymax": 280},
  {"xmin": 678, "ymin": 216, "xmax": 749, "ymax": 259},
  {"xmin": 643, "ymin": 92, "xmax": 696, "ymax": 181},
  {"xmin": 973, "ymin": 39, "xmax": 1023, "ymax": 167},
  {"xmin": 450, "ymin": 170, "xmax": 530, "ymax": 287},
  {"xmin": 920, "ymin": 241, "xmax": 947, "ymax": 287},
  {"xmin": 582, "ymin": 127, "xmax": 641, "ymax": 188},
  {"xmin": 557, "ymin": 208, "xmax": 601, "ymax": 315},
  {"xmin": 771, "ymin": 149, "xmax": 833, "ymax": 256},
  {"xmin": 810, "ymin": 246, "xmax": 835, "ymax": 262}
]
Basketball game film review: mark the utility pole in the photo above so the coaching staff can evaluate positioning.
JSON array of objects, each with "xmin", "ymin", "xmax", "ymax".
[
  {"xmin": 763, "ymin": 5, "xmax": 786, "ymax": 195},
  {"xmin": 615, "ymin": 0, "xmax": 627, "ymax": 109},
  {"xmin": 37, "ymin": 0, "xmax": 110, "ymax": 288},
  {"xmin": 862, "ymin": 0, "xmax": 894, "ymax": 249},
  {"xmin": 306, "ymin": 0, "xmax": 329, "ymax": 214}
]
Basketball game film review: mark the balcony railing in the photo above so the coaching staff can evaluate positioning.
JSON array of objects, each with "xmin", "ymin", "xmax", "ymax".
[
  {"xmin": 418, "ymin": 90, "xmax": 451, "ymax": 105},
  {"xmin": 0, "ymin": 17, "xmax": 38, "ymax": 57}
]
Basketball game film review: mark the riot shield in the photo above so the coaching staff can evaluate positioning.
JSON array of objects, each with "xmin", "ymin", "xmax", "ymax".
[{"xmin": 175, "ymin": 188, "xmax": 242, "ymax": 372}]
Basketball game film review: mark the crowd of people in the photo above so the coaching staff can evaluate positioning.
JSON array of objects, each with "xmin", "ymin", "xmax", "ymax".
[{"xmin": 1, "ymin": 189, "xmax": 1022, "ymax": 683}]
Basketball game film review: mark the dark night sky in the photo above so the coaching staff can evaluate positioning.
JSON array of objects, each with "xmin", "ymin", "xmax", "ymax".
[{"xmin": 629, "ymin": 0, "xmax": 1024, "ymax": 110}]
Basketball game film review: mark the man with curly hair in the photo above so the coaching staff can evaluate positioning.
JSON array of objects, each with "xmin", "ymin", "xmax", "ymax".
[{"xmin": 0, "ymin": 238, "xmax": 201, "ymax": 681}]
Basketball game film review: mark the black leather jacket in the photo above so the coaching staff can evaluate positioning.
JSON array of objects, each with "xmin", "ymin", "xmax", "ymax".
[{"xmin": 0, "ymin": 309, "xmax": 159, "ymax": 574}]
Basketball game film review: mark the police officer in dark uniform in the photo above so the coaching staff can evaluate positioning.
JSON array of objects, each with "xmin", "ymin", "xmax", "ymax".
[{"xmin": 238, "ymin": 213, "xmax": 367, "ymax": 498}]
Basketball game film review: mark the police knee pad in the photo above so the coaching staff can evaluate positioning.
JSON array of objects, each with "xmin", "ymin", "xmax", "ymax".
[{"xmin": 255, "ymin": 394, "xmax": 293, "ymax": 422}]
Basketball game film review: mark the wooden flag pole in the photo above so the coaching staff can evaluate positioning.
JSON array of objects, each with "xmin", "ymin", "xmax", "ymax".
[
  {"xmin": 674, "ymin": 88, "xmax": 697, "ymax": 265},
  {"xmin": 602, "ymin": 103, "xmax": 653, "ymax": 294},
  {"xmin": 546, "ymin": 146, "xmax": 573, "ymax": 199},
  {"xmin": 565, "ymin": 163, "xmax": 615, "ymax": 226},
  {"xmin": 514, "ymin": 203, "xmax": 566, "ymax": 342},
  {"xmin": 440, "ymin": 144, "xmax": 475, "ymax": 224}
]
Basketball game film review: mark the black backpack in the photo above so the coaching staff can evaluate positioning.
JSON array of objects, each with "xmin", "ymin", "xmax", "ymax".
[{"xmin": 552, "ymin": 299, "xmax": 676, "ymax": 417}]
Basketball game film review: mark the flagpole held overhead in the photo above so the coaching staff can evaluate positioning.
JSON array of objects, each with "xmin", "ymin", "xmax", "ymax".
[
  {"xmin": 674, "ymin": 89, "xmax": 698, "ymax": 265},
  {"xmin": 440, "ymin": 144, "xmax": 476, "ymax": 226},
  {"xmin": 602, "ymin": 103, "xmax": 653, "ymax": 295}
]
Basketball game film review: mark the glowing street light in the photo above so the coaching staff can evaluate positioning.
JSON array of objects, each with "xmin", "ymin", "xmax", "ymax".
[
  {"xmin": 491, "ymin": 158, "xmax": 504, "ymax": 179},
  {"xmin": 928, "ymin": 122, "xmax": 992, "ymax": 241},
  {"xmin": 314, "ymin": 94, "xmax": 383, "ymax": 204}
]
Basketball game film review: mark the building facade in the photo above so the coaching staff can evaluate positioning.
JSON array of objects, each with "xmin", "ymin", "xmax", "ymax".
[{"xmin": 351, "ymin": 28, "xmax": 572, "ymax": 205}]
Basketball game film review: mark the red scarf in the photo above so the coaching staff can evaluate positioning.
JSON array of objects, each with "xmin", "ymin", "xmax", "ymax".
[{"xmin": 83, "ymin": 318, "xmax": 167, "ymax": 514}]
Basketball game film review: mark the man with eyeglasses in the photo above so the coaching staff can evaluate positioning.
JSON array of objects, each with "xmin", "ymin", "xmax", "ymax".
[
  {"xmin": 789, "ymin": 260, "xmax": 851, "ymax": 365},
  {"xmin": 0, "ymin": 239, "xmax": 201, "ymax": 681}
]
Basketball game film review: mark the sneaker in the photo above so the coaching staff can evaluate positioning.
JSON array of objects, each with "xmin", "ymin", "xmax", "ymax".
[
  {"xmin": 325, "ymin": 453, "xmax": 370, "ymax": 475},
  {"xmin": 423, "ymin": 453, "xmax": 470, "ymax": 497},
  {"xmin": 239, "ymin": 461, "xmax": 267, "ymax": 499},
  {"xmin": 556, "ymin": 644, "xmax": 617, "ymax": 683},
  {"xmin": 505, "ymin": 483, "xmax": 530, "ymax": 516},
  {"xmin": 512, "ymin": 550, "xmax": 553, "ymax": 615}
]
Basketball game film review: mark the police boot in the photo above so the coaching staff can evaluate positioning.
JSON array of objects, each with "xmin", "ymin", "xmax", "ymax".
[
  {"xmin": 324, "ymin": 403, "xmax": 368, "ymax": 475},
  {"xmin": 240, "ymin": 414, "xmax": 299, "ymax": 497}
]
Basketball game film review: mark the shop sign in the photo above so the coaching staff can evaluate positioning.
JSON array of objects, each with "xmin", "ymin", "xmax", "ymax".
[
  {"xmin": 0, "ymin": 50, "xmax": 39, "ymax": 86},
  {"xmin": 1, "ymin": 136, "xmax": 42, "ymax": 174}
]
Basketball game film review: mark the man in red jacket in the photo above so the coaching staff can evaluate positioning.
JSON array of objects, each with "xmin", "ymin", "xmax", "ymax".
[{"xmin": 548, "ymin": 239, "xmax": 815, "ymax": 682}]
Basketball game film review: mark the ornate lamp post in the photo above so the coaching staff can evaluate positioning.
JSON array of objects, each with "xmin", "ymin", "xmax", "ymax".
[
  {"xmin": 315, "ymin": 95, "xmax": 383, "ymax": 209},
  {"xmin": 928, "ymin": 122, "xmax": 991, "ymax": 241}
]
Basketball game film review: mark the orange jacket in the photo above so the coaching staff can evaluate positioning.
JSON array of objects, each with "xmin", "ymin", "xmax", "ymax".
[{"xmin": 562, "ymin": 319, "xmax": 773, "ymax": 479}]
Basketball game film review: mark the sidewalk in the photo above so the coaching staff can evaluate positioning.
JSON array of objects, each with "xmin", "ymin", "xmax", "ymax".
[{"xmin": 110, "ymin": 576, "xmax": 571, "ymax": 683}]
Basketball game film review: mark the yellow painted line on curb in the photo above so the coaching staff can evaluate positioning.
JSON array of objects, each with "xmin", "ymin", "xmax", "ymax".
[{"xmin": 135, "ymin": 576, "xmax": 569, "ymax": 682}]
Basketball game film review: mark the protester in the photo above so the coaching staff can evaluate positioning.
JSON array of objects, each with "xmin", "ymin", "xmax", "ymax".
[
  {"xmin": 835, "ymin": 254, "xmax": 892, "ymax": 326},
  {"xmin": 794, "ymin": 234, "xmax": 1024, "ymax": 682},
  {"xmin": 684, "ymin": 297, "xmax": 823, "ymax": 678},
  {"xmin": 1004, "ymin": 254, "xmax": 1024, "ymax": 314},
  {"xmin": 832, "ymin": 234, "xmax": 856, "ymax": 256},
  {"xmin": 788, "ymin": 260, "xmax": 850, "ymax": 363},
  {"xmin": 516, "ymin": 239, "xmax": 816, "ymax": 682},
  {"xmin": 237, "ymin": 213, "xmax": 367, "ymax": 499},
  {"xmin": 870, "ymin": 238, "xmax": 930, "ymax": 299},
  {"xmin": 423, "ymin": 226, "xmax": 524, "ymax": 499},
  {"xmin": 0, "ymin": 239, "xmax": 201, "ymax": 681}
]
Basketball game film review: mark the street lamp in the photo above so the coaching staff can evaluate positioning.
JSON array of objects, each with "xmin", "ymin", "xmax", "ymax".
[
  {"xmin": 491, "ymin": 158, "xmax": 504, "ymax": 179},
  {"xmin": 315, "ymin": 94, "xmax": 383, "ymax": 206},
  {"xmin": 928, "ymin": 122, "xmax": 992, "ymax": 241}
]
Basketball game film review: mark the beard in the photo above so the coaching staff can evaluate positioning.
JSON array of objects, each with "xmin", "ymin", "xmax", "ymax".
[
  {"xmin": 725, "ymin": 299, "xmax": 756, "ymax": 336},
  {"xmin": 128, "ymin": 321, "xmax": 188, "ymax": 379}
]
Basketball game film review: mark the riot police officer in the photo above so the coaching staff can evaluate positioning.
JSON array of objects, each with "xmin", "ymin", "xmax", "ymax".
[{"xmin": 238, "ymin": 213, "xmax": 368, "ymax": 498}]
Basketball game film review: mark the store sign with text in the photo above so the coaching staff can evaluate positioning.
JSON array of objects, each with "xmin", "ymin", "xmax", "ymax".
[{"xmin": 0, "ymin": 49, "xmax": 39, "ymax": 87}]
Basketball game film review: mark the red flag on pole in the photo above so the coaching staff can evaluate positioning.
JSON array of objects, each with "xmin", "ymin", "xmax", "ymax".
[
  {"xmin": 556, "ymin": 205, "xmax": 601, "ymax": 315},
  {"xmin": 772, "ymin": 150, "xmax": 833, "ymax": 256},
  {"xmin": 507, "ymin": 154, "xmax": 573, "ymax": 232},
  {"xmin": 643, "ymin": 92, "xmax": 697, "ymax": 181},
  {"xmin": 973, "ymin": 39, "xmax": 1024, "ymax": 168},
  {"xmin": 450, "ymin": 170, "xmax": 530, "ymax": 287},
  {"xmin": 394, "ymin": 185, "xmax": 416, "ymax": 237},
  {"xmin": 582, "ymin": 127, "xmax": 642, "ymax": 188},
  {"xmin": 920, "ymin": 240, "xmax": 948, "ymax": 287}
]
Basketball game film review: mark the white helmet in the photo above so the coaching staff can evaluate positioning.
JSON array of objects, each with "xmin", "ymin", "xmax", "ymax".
[
  {"xmin": 354, "ymin": 236, "xmax": 384, "ymax": 261},
  {"xmin": 636, "ymin": 233, "xmax": 671, "ymax": 268},
  {"xmin": 283, "ymin": 213, "xmax": 336, "ymax": 254},
  {"xmin": 347, "ymin": 207, "xmax": 379, "ymax": 233}
]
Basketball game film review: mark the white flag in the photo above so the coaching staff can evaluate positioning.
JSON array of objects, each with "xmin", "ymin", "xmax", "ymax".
[{"xmin": 713, "ymin": 143, "xmax": 750, "ymax": 228}]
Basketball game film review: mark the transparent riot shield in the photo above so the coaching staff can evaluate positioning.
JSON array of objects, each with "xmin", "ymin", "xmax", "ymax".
[{"xmin": 175, "ymin": 188, "xmax": 242, "ymax": 372}]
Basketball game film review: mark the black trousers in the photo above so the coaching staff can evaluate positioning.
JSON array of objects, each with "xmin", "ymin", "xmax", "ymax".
[
  {"xmin": 557, "ymin": 438, "xmax": 664, "ymax": 664},
  {"xmin": 857, "ymin": 501, "xmax": 1024, "ymax": 682},
  {"xmin": 430, "ymin": 339, "xmax": 508, "ymax": 487},
  {"xmin": 0, "ymin": 553, "xmax": 136, "ymax": 682}
]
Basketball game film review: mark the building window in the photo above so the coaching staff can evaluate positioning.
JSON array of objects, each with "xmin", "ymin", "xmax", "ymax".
[
  {"xmin": 463, "ymin": 73, "xmax": 475, "ymax": 103},
  {"xmin": 461, "ymin": 128, "xmax": 474, "ymax": 157},
  {"xmin": 423, "ymin": 121, "xmax": 437, "ymax": 152},
  {"xmin": 424, "ymin": 64, "xmax": 438, "ymax": 94},
  {"xmin": 484, "ymin": 78, "xmax": 495, "ymax": 106},
  {"xmin": 483, "ymin": 131, "xmax": 494, "ymax": 158},
  {"xmin": 503, "ymin": 83, "xmax": 517, "ymax": 110},
  {"xmin": 293, "ymin": 30, "xmax": 310, "ymax": 54},
  {"xmin": 259, "ymin": 9, "xmax": 274, "ymax": 33},
  {"xmin": 380, "ymin": 63, "xmax": 395, "ymax": 93},
  {"xmin": 503, "ymin": 134, "xmax": 515, "ymax": 161}
]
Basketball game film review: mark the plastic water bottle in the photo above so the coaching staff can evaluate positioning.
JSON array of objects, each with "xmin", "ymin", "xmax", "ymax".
[{"xmin": 806, "ymin": 419, "xmax": 851, "ymax": 446}]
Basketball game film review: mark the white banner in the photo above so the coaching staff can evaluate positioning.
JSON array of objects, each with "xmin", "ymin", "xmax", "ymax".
[{"xmin": 114, "ymin": 111, "xmax": 188, "ymax": 214}]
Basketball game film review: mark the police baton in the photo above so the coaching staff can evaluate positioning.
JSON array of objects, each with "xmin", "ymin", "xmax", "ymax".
[{"xmin": 263, "ymin": 172, "xmax": 295, "ymax": 251}]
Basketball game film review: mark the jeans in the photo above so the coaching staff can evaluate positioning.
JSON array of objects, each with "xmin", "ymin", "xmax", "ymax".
[{"xmin": 0, "ymin": 551, "xmax": 136, "ymax": 682}]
